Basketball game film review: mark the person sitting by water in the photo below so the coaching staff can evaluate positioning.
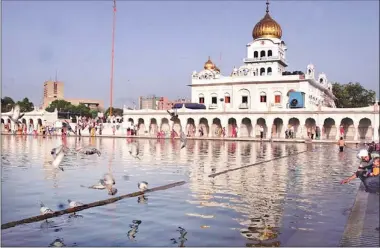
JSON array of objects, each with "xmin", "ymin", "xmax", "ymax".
[
  {"xmin": 337, "ymin": 137, "xmax": 346, "ymax": 152},
  {"xmin": 340, "ymin": 150, "xmax": 374, "ymax": 187}
]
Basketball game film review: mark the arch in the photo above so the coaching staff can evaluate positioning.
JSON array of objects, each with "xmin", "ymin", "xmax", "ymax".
[
  {"xmin": 172, "ymin": 118, "xmax": 182, "ymax": 135},
  {"xmin": 21, "ymin": 118, "xmax": 26, "ymax": 124},
  {"xmin": 199, "ymin": 118, "xmax": 209, "ymax": 137},
  {"xmin": 228, "ymin": 118, "xmax": 237, "ymax": 137},
  {"xmin": 340, "ymin": 117, "xmax": 354, "ymax": 140},
  {"xmin": 255, "ymin": 118, "xmax": 267, "ymax": 138},
  {"xmin": 241, "ymin": 118, "xmax": 253, "ymax": 137},
  {"xmin": 137, "ymin": 118, "xmax": 145, "ymax": 135},
  {"xmin": 160, "ymin": 118, "xmax": 170, "ymax": 133},
  {"xmin": 211, "ymin": 118, "xmax": 222, "ymax": 137},
  {"xmin": 288, "ymin": 118, "xmax": 300, "ymax": 138},
  {"xmin": 260, "ymin": 68, "xmax": 265, "ymax": 76},
  {"xmin": 37, "ymin": 118, "xmax": 42, "ymax": 126},
  {"xmin": 323, "ymin": 118, "xmax": 336, "ymax": 140},
  {"xmin": 254, "ymin": 51, "xmax": 258, "ymax": 58},
  {"xmin": 358, "ymin": 118, "xmax": 372, "ymax": 141},
  {"xmin": 186, "ymin": 118, "xmax": 196, "ymax": 137},
  {"xmin": 273, "ymin": 118, "xmax": 283, "ymax": 138},
  {"xmin": 305, "ymin": 118, "xmax": 316, "ymax": 138},
  {"xmin": 149, "ymin": 118, "xmax": 158, "ymax": 135},
  {"xmin": 260, "ymin": 50, "xmax": 266, "ymax": 58},
  {"xmin": 238, "ymin": 89, "xmax": 250, "ymax": 107},
  {"xmin": 268, "ymin": 50, "xmax": 273, "ymax": 57},
  {"xmin": 0, "ymin": 118, "xmax": 4, "ymax": 132},
  {"xmin": 267, "ymin": 67, "xmax": 272, "ymax": 76},
  {"xmin": 128, "ymin": 118, "xmax": 134, "ymax": 124}
]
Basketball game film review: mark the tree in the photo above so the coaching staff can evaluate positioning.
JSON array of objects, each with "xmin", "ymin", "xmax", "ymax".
[
  {"xmin": 332, "ymin": 82, "xmax": 376, "ymax": 108},
  {"xmin": 45, "ymin": 99, "xmax": 72, "ymax": 112},
  {"xmin": 16, "ymin": 97, "xmax": 34, "ymax": 112},
  {"xmin": 90, "ymin": 109, "xmax": 99, "ymax": 118},
  {"xmin": 1, "ymin": 96, "xmax": 15, "ymax": 112},
  {"xmin": 45, "ymin": 100, "xmax": 91, "ymax": 117},
  {"xmin": 105, "ymin": 107, "xmax": 123, "ymax": 117}
]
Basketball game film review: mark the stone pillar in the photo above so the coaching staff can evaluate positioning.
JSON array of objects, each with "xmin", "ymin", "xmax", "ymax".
[{"xmin": 354, "ymin": 126, "xmax": 359, "ymax": 141}]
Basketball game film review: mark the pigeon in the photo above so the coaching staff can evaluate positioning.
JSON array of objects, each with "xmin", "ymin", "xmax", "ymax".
[
  {"xmin": 9, "ymin": 104, "xmax": 24, "ymax": 124},
  {"xmin": 103, "ymin": 173, "xmax": 115, "ymax": 185},
  {"xmin": 68, "ymin": 199, "xmax": 83, "ymax": 208},
  {"xmin": 52, "ymin": 151, "xmax": 65, "ymax": 171},
  {"xmin": 180, "ymin": 131, "xmax": 187, "ymax": 149},
  {"xmin": 138, "ymin": 181, "xmax": 148, "ymax": 191},
  {"xmin": 40, "ymin": 202, "xmax": 54, "ymax": 219},
  {"xmin": 129, "ymin": 143, "xmax": 140, "ymax": 160},
  {"xmin": 51, "ymin": 145, "xmax": 67, "ymax": 158},
  {"xmin": 49, "ymin": 238, "xmax": 66, "ymax": 247},
  {"xmin": 76, "ymin": 147, "xmax": 101, "ymax": 156}
]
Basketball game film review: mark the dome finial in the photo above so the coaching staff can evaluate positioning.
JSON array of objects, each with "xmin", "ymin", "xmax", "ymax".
[{"xmin": 266, "ymin": 0, "xmax": 270, "ymax": 13}]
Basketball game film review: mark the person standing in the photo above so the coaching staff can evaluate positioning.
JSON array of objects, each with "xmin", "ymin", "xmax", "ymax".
[
  {"xmin": 259, "ymin": 125, "xmax": 264, "ymax": 140},
  {"xmin": 337, "ymin": 137, "xmax": 346, "ymax": 152}
]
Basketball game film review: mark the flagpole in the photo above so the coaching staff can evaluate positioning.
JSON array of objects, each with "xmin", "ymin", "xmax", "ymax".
[{"xmin": 109, "ymin": 0, "xmax": 116, "ymax": 117}]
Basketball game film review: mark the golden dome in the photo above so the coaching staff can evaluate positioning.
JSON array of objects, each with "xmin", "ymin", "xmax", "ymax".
[
  {"xmin": 252, "ymin": 1, "xmax": 282, "ymax": 40},
  {"xmin": 204, "ymin": 56, "xmax": 216, "ymax": 70}
]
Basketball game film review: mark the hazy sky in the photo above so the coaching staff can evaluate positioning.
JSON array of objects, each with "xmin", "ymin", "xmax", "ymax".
[{"xmin": 2, "ymin": 1, "xmax": 379, "ymax": 108}]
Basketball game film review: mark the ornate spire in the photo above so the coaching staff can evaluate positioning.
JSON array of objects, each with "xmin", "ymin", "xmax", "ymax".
[{"xmin": 266, "ymin": 0, "xmax": 269, "ymax": 13}]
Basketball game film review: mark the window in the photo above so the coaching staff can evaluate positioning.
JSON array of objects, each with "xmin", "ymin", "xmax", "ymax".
[
  {"xmin": 260, "ymin": 92, "xmax": 267, "ymax": 102},
  {"xmin": 254, "ymin": 51, "xmax": 258, "ymax": 58},
  {"xmin": 211, "ymin": 97, "xmax": 217, "ymax": 104},
  {"xmin": 260, "ymin": 50, "xmax": 266, "ymax": 58},
  {"xmin": 242, "ymin": 96, "xmax": 248, "ymax": 103},
  {"xmin": 268, "ymin": 50, "xmax": 273, "ymax": 57},
  {"xmin": 225, "ymin": 96, "xmax": 231, "ymax": 103},
  {"xmin": 275, "ymin": 95, "xmax": 281, "ymax": 104},
  {"xmin": 54, "ymin": 83, "xmax": 58, "ymax": 94},
  {"xmin": 199, "ymin": 97, "xmax": 204, "ymax": 104},
  {"xmin": 260, "ymin": 68, "xmax": 265, "ymax": 76},
  {"xmin": 267, "ymin": 67, "xmax": 272, "ymax": 76}
]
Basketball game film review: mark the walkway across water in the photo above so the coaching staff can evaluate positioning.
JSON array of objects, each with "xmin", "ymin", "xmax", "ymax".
[{"xmin": 339, "ymin": 184, "xmax": 379, "ymax": 247}]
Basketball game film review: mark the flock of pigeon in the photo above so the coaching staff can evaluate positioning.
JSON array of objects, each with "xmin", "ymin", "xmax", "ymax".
[
  {"xmin": 7, "ymin": 104, "xmax": 187, "ymax": 218},
  {"xmin": 39, "ymin": 143, "xmax": 149, "ymax": 218}
]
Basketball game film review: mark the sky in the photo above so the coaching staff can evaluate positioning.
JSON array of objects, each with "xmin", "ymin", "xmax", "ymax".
[{"xmin": 2, "ymin": 0, "xmax": 379, "ymax": 108}]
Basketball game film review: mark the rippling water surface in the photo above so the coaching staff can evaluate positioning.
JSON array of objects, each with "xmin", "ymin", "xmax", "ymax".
[{"xmin": 1, "ymin": 135, "xmax": 360, "ymax": 246}]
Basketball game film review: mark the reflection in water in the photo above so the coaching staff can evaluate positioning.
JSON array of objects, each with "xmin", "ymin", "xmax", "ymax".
[
  {"xmin": 127, "ymin": 220, "xmax": 142, "ymax": 241},
  {"xmin": 137, "ymin": 195, "xmax": 148, "ymax": 204},
  {"xmin": 170, "ymin": 227, "xmax": 188, "ymax": 247},
  {"xmin": 1, "ymin": 136, "xmax": 362, "ymax": 247},
  {"xmin": 40, "ymin": 220, "xmax": 62, "ymax": 232},
  {"xmin": 49, "ymin": 238, "xmax": 65, "ymax": 247}
]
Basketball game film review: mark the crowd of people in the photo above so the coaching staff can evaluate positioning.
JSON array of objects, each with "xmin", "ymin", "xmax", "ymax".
[{"xmin": 340, "ymin": 141, "xmax": 380, "ymax": 193}]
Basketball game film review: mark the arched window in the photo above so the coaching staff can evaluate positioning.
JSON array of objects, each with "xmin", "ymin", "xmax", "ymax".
[
  {"xmin": 260, "ymin": 68, "xmax": 265, "ymax": 76},
  {"xmin": 268, "ymin": 50, "xmax": 272, "ymax": 57},
  {"xmin": 260, "ymin": 50, "xmax": 266, "ymax": 58},
  {"xmin": 198, "ymin": 93, "xmax": 205, "ymax": 104},
  {"xmin": 210, "ymin": 93, "xmax": 218, "ymax": 104},
  {"xmin": 319, "ymin": 78, "xmax": 323, "ymax": 83},
  {"xmin": 267, "ymin": 67, "xmax": 272, "ymax": 76},
  {"xmin": 224, "ymin": 93, "xmax": 231, "ymax": 103},
  {"xmin": 274, "ymin": 91, "xmax": 282, "ymax": 104},
  {"xmin": 254, "ymin": 51, "xmax": 258, "ymax": 58},
  {"xmin": 260, "ymin": 92, "xmax": 267, "ymax": 103}
]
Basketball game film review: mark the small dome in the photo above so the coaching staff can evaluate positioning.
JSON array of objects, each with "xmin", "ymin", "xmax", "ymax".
[
  {"xmin": 204, "ymin": 56, "xmax": 216, "ymax": 70},
  {"xmin": 252, "ymin": 1, "xmax": 282, "ymax": 40}
]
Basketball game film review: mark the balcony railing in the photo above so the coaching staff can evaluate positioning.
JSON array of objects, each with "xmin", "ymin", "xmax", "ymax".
[
  {"xmin": 243, "ymin": 56, "xmax": 287, "ymax": 64},
  {"xmin": 209, "ymin": 104, "xmax": 218, "ymax": 109},
  {"xmin": 239, "ymin": 103, "xmax": 249, "ymax": 109}
]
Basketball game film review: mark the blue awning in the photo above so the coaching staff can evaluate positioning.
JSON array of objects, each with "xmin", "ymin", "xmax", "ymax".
[{"xmin": 172, "ymin": 103, "xmax": 206, "ymax": 110}]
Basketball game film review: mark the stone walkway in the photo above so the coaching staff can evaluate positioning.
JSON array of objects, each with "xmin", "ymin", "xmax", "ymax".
[{"xmin": 339, "ymin": 184, "xmax": 380, "ymax": 247}]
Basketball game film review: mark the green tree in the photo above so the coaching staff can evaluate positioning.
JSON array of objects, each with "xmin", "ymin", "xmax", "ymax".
[
  {"xmin": 45, "ymin": 99, "xmax": 73, "ymax": 112},
  {"xmin": 332, "ymin": 82, "xmax": 376, "ymax": 108},
  {"xmin": 16, "ymin": 97, "xmax": 34, "ymax": 112},
  {"xmin": 90, "ymin": 109, "xmax": 99, "ymax": 118},
  {"xmin": 105, "ymin": 107, "xmax": 123, "ymax": 117},
  {"xmin": 1, "ymin": 96, "xmax": 15, "ymax": 112},
  {"xmin": 73, "ymin": 104, "xmax": 91, "ymax": 117}
]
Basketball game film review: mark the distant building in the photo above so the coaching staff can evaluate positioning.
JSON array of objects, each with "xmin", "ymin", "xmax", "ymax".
[
  {"xmin": 42, "ymin": 80, "xmax": 104, "ymax": 111},
  {"xmin": 138, "ymin": 96, "xmax": 191, "ymax": 110},
  {"xmin": 43, "ymin": 80, "xmax": 64, "ymax": 108},
  {"xmin": 65, "ymin": 98, "xmax": 104, "ymax": 111}
]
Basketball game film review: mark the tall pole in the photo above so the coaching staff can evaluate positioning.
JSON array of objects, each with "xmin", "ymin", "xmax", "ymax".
[{"xmin": 109, "ymin": 0, "xmax": 116, "ymax": 117}]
